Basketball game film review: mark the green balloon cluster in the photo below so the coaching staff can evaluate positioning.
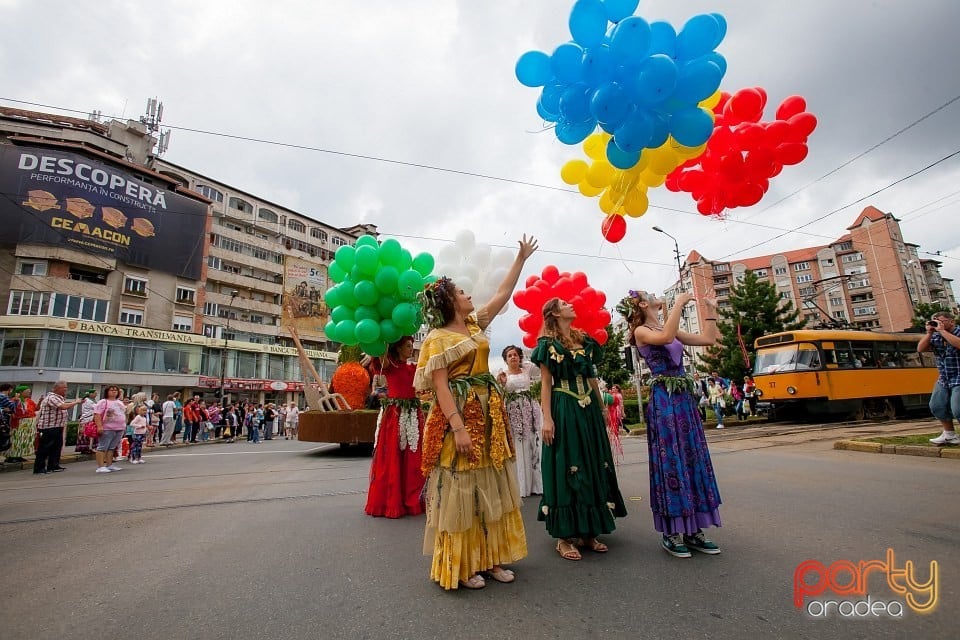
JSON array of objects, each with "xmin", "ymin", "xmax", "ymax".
[{"xmin": 323, "ymin": 235, "xmax": 435, "ymax": 356}]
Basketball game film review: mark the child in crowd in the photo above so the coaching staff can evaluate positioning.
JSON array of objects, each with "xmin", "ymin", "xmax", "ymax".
[{"xmin": 129, "ymin": 405, "xmax": 148, "ymax": 464}]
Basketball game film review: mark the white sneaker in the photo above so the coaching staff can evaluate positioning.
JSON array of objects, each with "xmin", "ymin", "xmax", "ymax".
[
  {"xmin": 716, "ymin": 424, "xmax": 724, "ymax": 429},
  {"xmin": 95, "ymin": 467, "xmax": 112, "ymax": 473},
  {"xmin": 930, "ymin": 432, "xmax": 960, "ymax": 445},
  {"xmin": 107, "ymin": 465, "xmax": 122, "ymax": 471}
]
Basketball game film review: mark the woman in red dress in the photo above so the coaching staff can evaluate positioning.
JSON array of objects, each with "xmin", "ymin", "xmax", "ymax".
[{"xmin": 365, "ymin": 336, "xmax": 426, "ymax": 518}]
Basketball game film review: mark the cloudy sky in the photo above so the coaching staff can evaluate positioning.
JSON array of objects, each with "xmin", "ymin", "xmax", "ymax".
[{"xmin": 3, "ymin": 0, "xmax": 959, "ymax": 366}]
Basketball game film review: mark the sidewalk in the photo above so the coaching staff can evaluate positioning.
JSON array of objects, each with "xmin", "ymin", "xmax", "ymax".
[{"xmin": 1, "ymin": 437, "xmax": 228, "ymax": 473}]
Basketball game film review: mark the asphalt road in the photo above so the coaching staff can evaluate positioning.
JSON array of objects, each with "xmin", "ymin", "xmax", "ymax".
[{"xmin": 0, "ymin": 420, "xmax": 957, "ymax": 640}]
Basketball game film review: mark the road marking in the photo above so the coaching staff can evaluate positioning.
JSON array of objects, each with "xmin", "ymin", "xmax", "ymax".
[{"xmin": 149, "ymin": 445, "xmax": 336, "ymax": 457}]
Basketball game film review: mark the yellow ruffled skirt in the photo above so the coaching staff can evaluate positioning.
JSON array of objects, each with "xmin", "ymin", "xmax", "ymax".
[{"xmin": 423, "ymin": 432, "xmax": 528, "ymax": 589}]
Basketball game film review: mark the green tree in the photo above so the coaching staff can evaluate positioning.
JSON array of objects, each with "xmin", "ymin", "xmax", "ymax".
[
  {"xmin": 911, "ymin": 301, "xmax": 949, "ymax": 329},
  {"xmin": 596, "ymin": 323, "xmax": 631, "ymax": 387},
  {"xmin": 698, "ymin": 271, "xmax": 805, "ymax": 381}
]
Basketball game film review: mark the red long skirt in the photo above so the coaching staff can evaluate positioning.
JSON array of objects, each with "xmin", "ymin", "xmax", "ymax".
[{"xmin": 364, "ymin": 405, "xmax": 425, "ymax": 518}]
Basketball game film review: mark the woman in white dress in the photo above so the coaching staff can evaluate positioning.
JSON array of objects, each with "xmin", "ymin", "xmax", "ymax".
[{"xmin": 499, "ymin": 345, "xmax": 543, "ymax": 497}]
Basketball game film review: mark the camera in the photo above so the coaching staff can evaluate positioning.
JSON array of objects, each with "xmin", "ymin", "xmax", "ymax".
[{"xmin": 928, "ymin": 320, "xmax": 940, "ymax": 329}]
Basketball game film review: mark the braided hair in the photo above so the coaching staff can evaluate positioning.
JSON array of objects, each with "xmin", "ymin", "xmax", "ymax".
[{"xmin": 541, "ymin": 297, "xmax": 584, "ymax": 349}]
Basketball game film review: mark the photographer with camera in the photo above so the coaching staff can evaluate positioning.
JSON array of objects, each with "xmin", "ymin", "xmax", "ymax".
[{"xmin": 918, "ymin": 311, "xmax": 960, "ymax": 445}]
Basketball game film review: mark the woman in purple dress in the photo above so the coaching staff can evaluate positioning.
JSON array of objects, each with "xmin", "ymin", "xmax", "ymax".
[{"xmin": 621, "ymin": 289, "xmax": 723, "ymax": 559}]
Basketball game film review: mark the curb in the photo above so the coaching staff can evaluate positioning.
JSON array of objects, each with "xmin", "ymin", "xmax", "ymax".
[
  {"xmin": 0, "ymin": 438, "xmax": 228, "ymax": 474},
  {"xmin": 834, "ymin": 439, "xmax": 960, "ymax": 459}
]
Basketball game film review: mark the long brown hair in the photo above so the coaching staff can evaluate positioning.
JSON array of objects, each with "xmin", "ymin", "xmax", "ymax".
[
  {"xmin": 621, "ymin": 290, "xmax": 651, "ymax": 347},
  {"xmin": 541, "ymin": 297, "xmax": 584, "ymax": 349}
]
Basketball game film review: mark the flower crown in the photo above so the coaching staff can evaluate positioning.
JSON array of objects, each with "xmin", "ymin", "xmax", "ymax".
[
  {"xmin": 616, "ymin": 289, "xmax": 645, "ymax": 318},
  {"xmin": 417, "ymin": 276, "xmax": 452, "ymax": 329}
]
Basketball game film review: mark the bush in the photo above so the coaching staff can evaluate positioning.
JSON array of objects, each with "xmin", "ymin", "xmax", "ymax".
[
  {"xmin": 65, "ymin": 421, "xmax": 78, "ymax": 447},
  {"xmin": 623, "ymin": 399, "xmax": 641, "ymax": 424}
]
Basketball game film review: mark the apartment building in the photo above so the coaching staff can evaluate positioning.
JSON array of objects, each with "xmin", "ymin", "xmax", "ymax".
[
  {"xmin": 0, "ymin": 105, "xmax": 374, "ymax": 405},
  {"xmin": 662, "ymin": 206, "xmax": 956, "ymax": 366}
]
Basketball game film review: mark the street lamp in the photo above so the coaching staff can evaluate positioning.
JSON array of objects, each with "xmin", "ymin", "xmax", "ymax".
[
  {"xmin": 219, "ymin": 290, "xmax": 238, "ymax": 407},
  {"xmin": 653, "ymin": 225, "xmax": 691, "ymax": 372},
  {"xmin": 652, "ymin": 226, "xmax": 683, "ymax": 285}
]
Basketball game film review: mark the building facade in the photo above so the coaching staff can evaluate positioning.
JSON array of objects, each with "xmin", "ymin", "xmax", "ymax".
[
  {"xmin": 661, "ymin": 206, "xmax": 956, "ymax": 367},
  {"xmin": 0, "ymin": 105, "xmax": 375, "ymax": 406}
]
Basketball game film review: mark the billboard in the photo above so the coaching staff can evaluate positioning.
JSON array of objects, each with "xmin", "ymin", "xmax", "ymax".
[
  {"xmin": 282, "ymin": 256, "xmax": 330, "ymax": 338},
  {"xmin": 0, "ymin": 145, "xmax": 209, "ymax": 279}
]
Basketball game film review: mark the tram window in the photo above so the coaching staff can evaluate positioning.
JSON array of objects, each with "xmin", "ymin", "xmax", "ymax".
[
  {"xmin": 826, "ymin": 341, "xmax": 855, "ymax": 368},
  {"xmin": 876, "ymin": 342, "xmax": 901, "ymax": 367},
  {"xmin": 900, "ymin": 350, "xmax": 922, "ymax": 367},
  {"xmin": 920, "ymin": 351, "xmax": 936, "ymax": 368},
  {"xmin": 796, "ymin": 344, "xmax": 821, "ymax": 369},
  {"xmin": 851, "ymin": 344, "xmax": 875, "ymax": 368}
]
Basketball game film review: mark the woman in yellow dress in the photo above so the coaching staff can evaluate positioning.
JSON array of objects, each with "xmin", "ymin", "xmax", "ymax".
[{"xmin": 414, "ymin": 235, "xmax": 538, "ymax": 590}]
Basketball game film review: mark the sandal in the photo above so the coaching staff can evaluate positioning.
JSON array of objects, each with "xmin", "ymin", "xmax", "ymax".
[
  {"xmin": 582, "ymin": 537, "xmax": 608, "ymax": 553},
  {"xmin": 485, "ymin": 566, "xmax": 515, "ymax": 583},
  {"xmin": 458, "ymin": 574, "xmax": 486, "ymax": 590},
  {"xmin": 556, "ymin": 539, "xmax": 582, "ymax": 561}
]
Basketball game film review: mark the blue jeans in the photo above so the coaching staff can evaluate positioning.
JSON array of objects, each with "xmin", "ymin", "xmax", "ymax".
[
  {"xmin": 251, "ymin": 425, "xmax": 260, "ymax": 443},
  {"xmin": 713, "ymin": 402, "xmax": 724, "ymax": 424},
  {"xmin": 929, "ymin": 381, "xmax": 960, "ymax": 422}
]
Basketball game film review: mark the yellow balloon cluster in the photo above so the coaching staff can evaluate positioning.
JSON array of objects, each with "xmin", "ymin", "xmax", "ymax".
[{"xmin": 560, "ymin": 92, "xmax": 719, "ymax": 219}]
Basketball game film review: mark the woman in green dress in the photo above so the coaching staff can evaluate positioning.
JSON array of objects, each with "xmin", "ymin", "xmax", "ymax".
[{"xmin": 531, "ymin": 298, "xmax": 627, "ymax": 561}]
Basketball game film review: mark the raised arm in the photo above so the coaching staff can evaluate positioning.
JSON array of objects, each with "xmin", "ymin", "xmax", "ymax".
[
  {"xmin": 477, "ymin": 235, "xmax": 538, "ymax": 330},
  {"xmin": 633, "ymin": 291, "xmax": 694, "ymax": 347},
  {"xmin": 678, "ymin": 297, "xmax": 720, "ymax": 347}
]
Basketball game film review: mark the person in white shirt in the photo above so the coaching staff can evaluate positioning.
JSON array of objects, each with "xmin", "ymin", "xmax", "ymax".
[
  {"xmin": 159, "ymin": 394, "xmax": 177, "ymax": 446},
  {"xmin": 284, "ymin": 402, "xmax": 300, "ymax": 440}
]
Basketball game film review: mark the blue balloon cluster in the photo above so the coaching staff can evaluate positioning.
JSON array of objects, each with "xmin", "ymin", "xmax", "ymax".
[{"xmin": 515, "ymin": 0, "xmax": 727, "ymax": 168}]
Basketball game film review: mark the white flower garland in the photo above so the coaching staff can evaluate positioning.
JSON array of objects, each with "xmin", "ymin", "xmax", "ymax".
[{"xmin": 398, "ymin": 407, "xmax": 420, "ymax": 452}]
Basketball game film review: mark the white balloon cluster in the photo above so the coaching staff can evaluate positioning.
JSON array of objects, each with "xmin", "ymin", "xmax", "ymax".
[{"xmin": 435, "ymin": 230, "xmax": 515, "ymax": 314}]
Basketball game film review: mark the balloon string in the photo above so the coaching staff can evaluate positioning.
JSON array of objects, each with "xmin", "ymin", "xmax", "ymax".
[{"xmin": 526, "ymin": 123, "xmax": 557, "ymax": 134}]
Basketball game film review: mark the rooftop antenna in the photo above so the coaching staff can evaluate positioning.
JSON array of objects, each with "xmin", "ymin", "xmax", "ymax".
[{"xmin": 141, "ymin": 96, "xmax": 170, "ymax": 156}]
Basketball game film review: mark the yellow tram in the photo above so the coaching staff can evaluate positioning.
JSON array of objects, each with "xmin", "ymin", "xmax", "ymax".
[{"xmin": 751, "ymin": 330, "xmax": 937, "ymax": 420}]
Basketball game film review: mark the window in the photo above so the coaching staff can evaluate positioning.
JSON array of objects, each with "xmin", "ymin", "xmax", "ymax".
[
  {"xmin": 203, "ymin": 324, "xmax": 222, "ymax": 339},
  {"xmin": 123, "ymin": 276, "xmax": 148, "ymax": 296},
  {"xmin": 714, "ymin": 276, "xmax": 729, "ymax": 285},
  {"xmin": 753, "ymin": 269, "xmax": 767, "ymax": 277},
  {"xmin": 793, "ymin": 262, "xmax": 810, "ymax": 271},
  {"xmin": 820, "ymin": 258, "xmax": 834, "ymax": 266},
  {"xmin": 847, "ymin": 278, "xmax": 870, "ymax": 289},
  {"xmin": 252, "ymin": 247, "xmax": 269, "ymax": 261},
  {"xmin": 829, "ymin": 297, "xmax": 843, "ymax": 306},
  {"xmin": 119, "ymin": 307, "xmax": 144, "ymax": 326},
  {"xmin": 228, "ymin": 197, "xmax": 253, "ymax": 214},
  {"xmin": 780, "ymin": 291, "xmax": 792, "ymax": 299},
  {"xmin": 834, "ymin": 310, "xmax": 847, "ymax": 319},
  {"xmin": 796, "ymin": 274, "xmax": 813, "ymax": 283},
  {"xmin": 195, "ymin": 184, "xmax": 224, "ymax": 202},
  {"xmin": 842, "ymin": 252, "xmax": 864, "ymax": 263},
  {"xmin": 175, "ymin": 287, "xmax": 196, "ymax": 304},
  {"xmin": 713, "ymin": 264, "xmax": 730, "ymax": 272},
  {"xmin": 207, "ymin": 256, "xmax": 221, "ymax": 270},
  {"xmin": 7, "ymin": 291, "xmax": 52, "ymax": 316},
  {"xmin": 173, "ymin": 315, "xmax": 194, "ymax": 332},
  {"xmin": 799, "ymin": 286, "xmax": 816, "ymax": 296},
  {"xmin": 258, "ymin": 208, "xmax": 278, "ymax": 223},
  {"xmin": 16, "ymin": 260, "xmax": 47, "ymax": 276},
  {"xmin": 51, "ymin": 295, "xmax": 108, "ymax": 321},
  {"xmin": 68, "ymin": 266, "xmax": 107, "ymax": 284},
  {"xmin": 203, "ymin": 302, "xmax": 219, "ymax": 316},
  {"xmin": 774, "ymin": 266, "xmax": 788, "ymax": 275},
  {"xmin": 331, "ymin": 236, "xmax": 347, "ymax": 247},
  {"xmin": 715, "ymin": 288, "xmax": 730, "ymax": 297},
  {"xmin": 853, "ymin": 306, "xmax": 877, "ymax": 316},
  {"xmin": 311, "ymin": 228, "xmax": 328, "ymax": 241},
  {"xmin": 836, "ymin": 241, "xmax": 853, "ymax": 251},
  {"xmin": 288, "ymin": 220, "xmax": 306, "ymax": 233}
]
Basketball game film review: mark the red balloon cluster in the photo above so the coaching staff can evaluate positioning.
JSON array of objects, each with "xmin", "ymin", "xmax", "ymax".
[
  {"xmin": 513, "ymin": 265, "xmax": 612, "ymax": 349},
  {"xmin": 665, "ymin": 88, "xmax": 818, "ymax": 216}
]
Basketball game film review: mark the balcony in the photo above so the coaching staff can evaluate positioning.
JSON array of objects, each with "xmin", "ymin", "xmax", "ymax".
[
  {"xmin": 206, "ymin": 267, "xmax": 283, "ymax": 295},
  {"xmin": 208, "ymin": 291, "xmax": 280, "ymax": 316}
]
